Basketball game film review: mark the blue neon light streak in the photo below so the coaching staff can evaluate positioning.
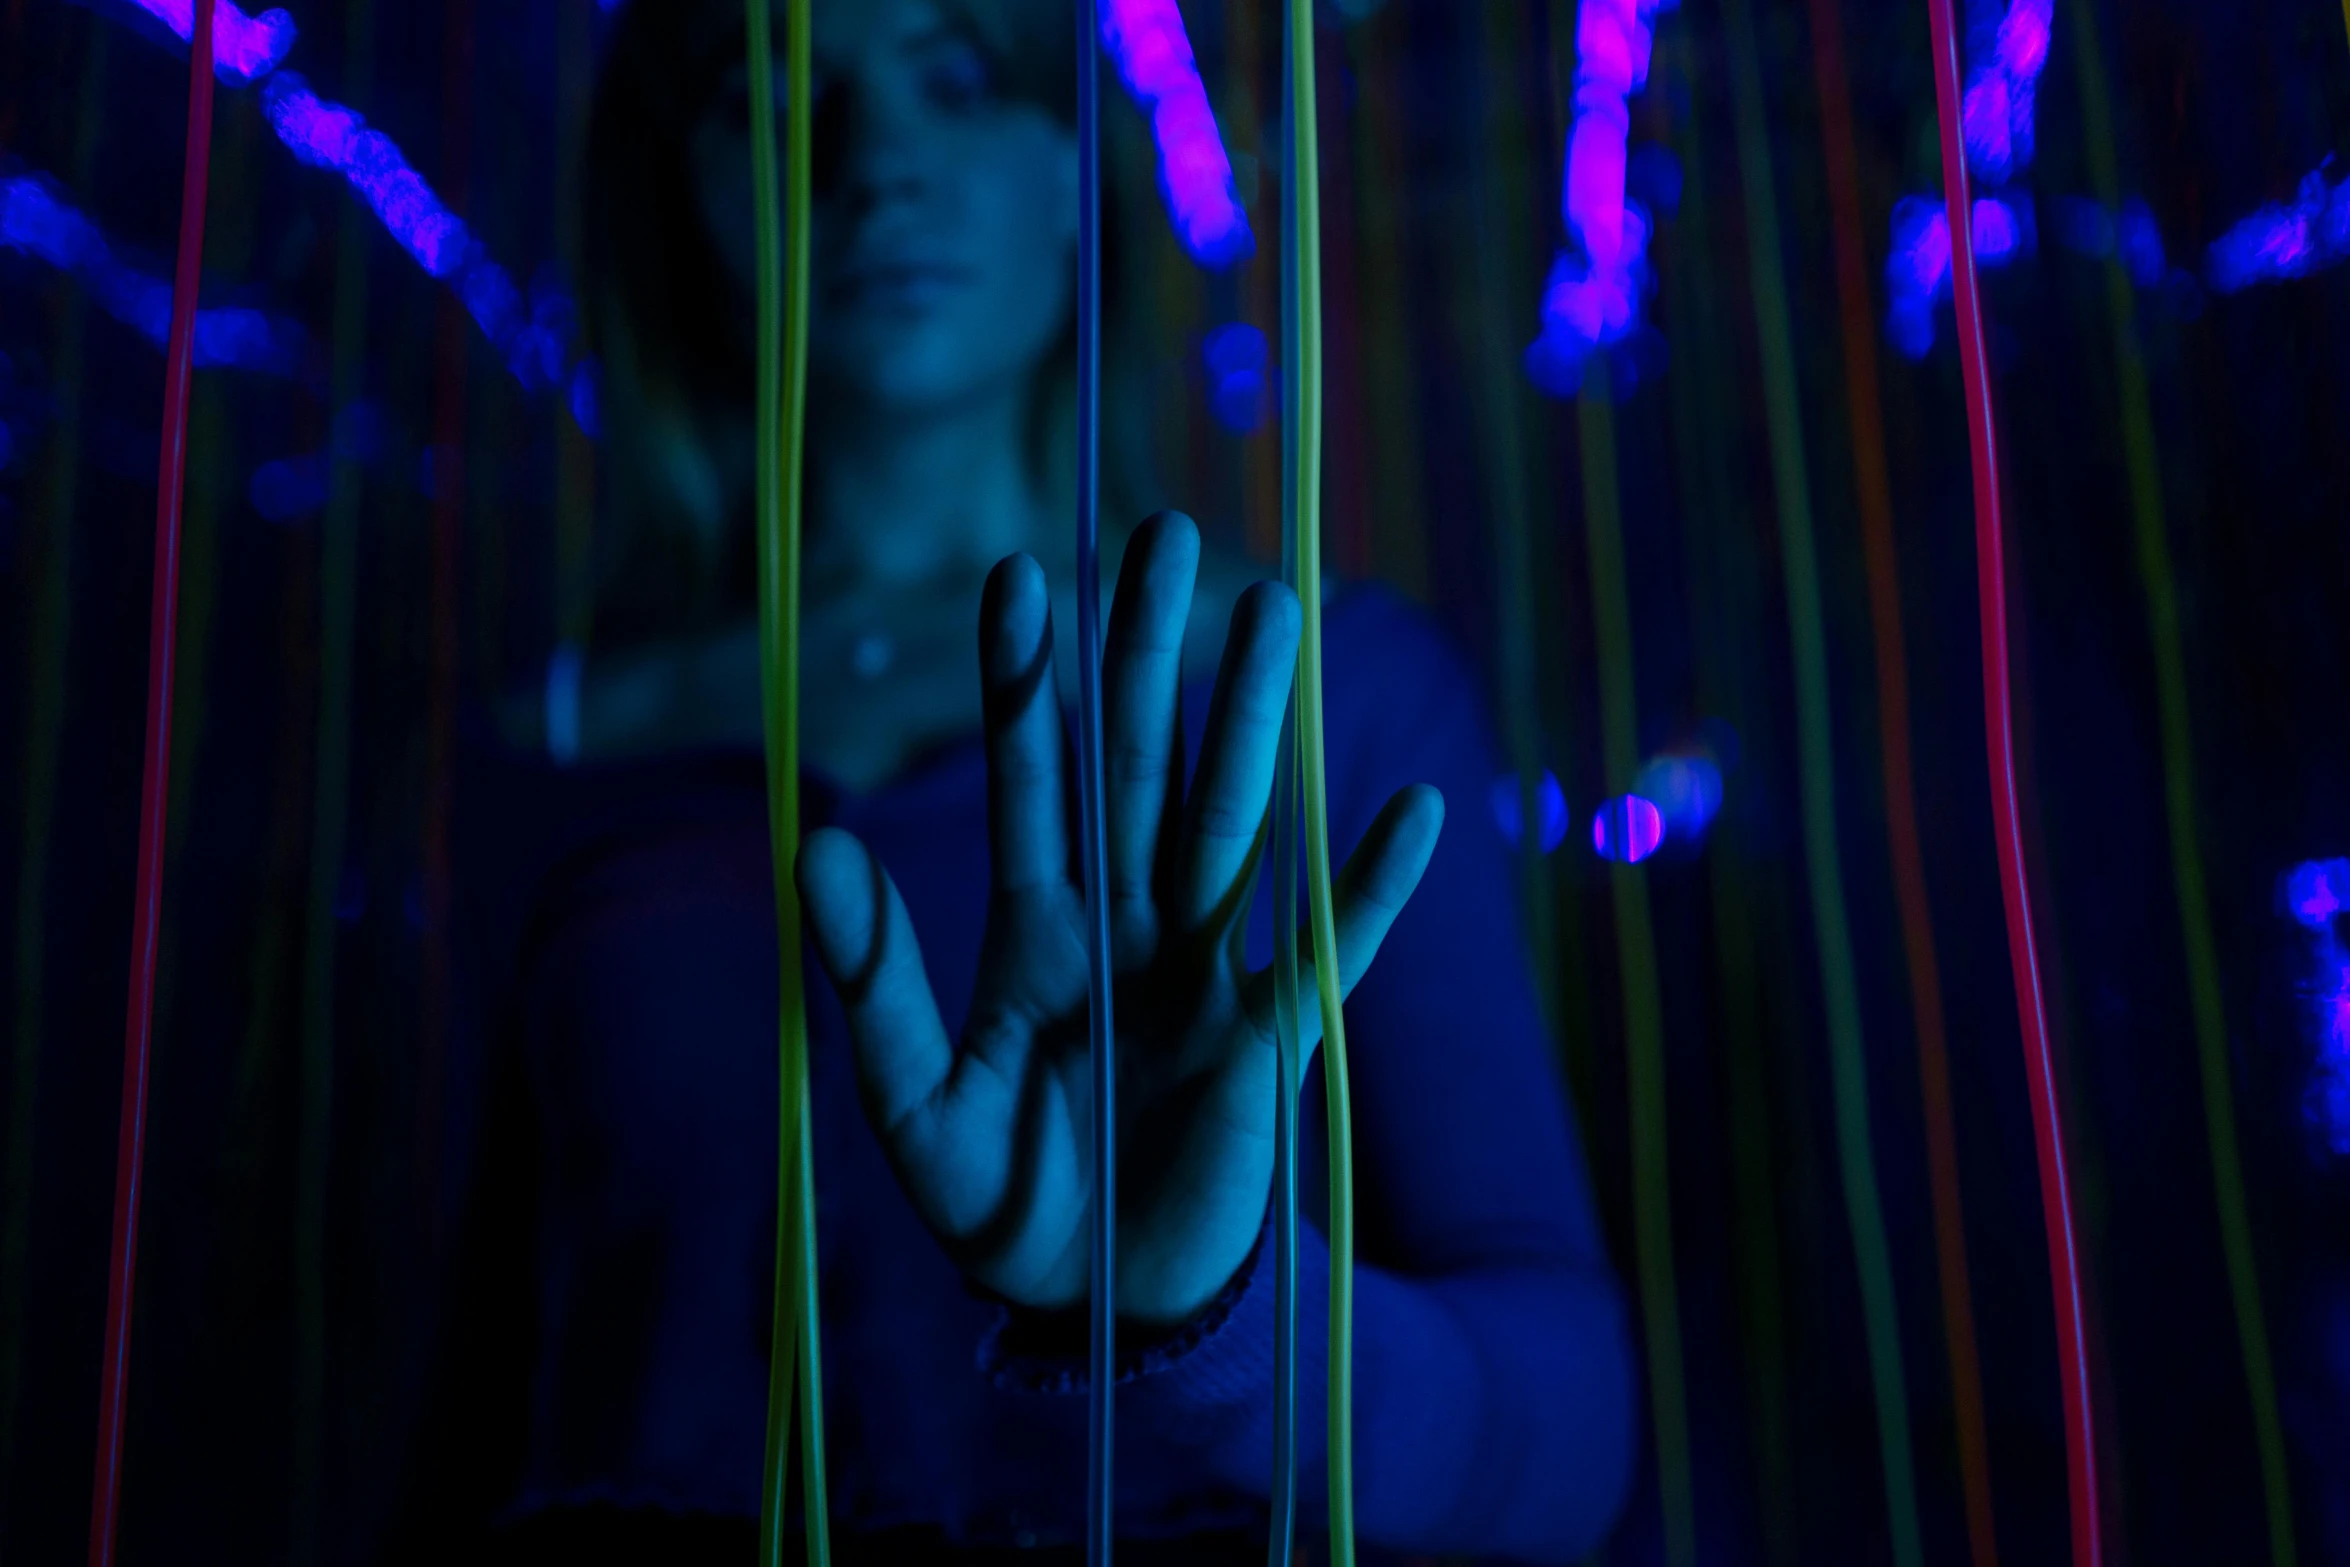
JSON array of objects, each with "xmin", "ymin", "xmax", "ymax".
[
  {"xmin": 1959, "ymin": 0, "xmax": 2051, "ymax": 185},
  {"xmin": 122, "ymin": 0, "xmax": 296, "ymax": 85},
  {"xmin": 262, "ymin": 73, "xmax": 469, "ymax": 277},
  {"xmin": 1100, "ymin": 0, "xmax": 1252, "ymax": 267},
  {"xmin": 1885, "ymin": 194, "xmax": 2032, "ymax": 358},
  {"xmin": 2286, "ymin": 859, "xmax": 2350, "ymax": 1156},
  {"xmin": 1524, "ymin": 0, "xmax": 1674, "ymax": 395},
  {"xmin": 0, "ymin": 173, "xmax": 306, "ymax": 374},
  {"xmin": 2208, "ymin": 163, "xmax": 2350, "ymax": 294}
]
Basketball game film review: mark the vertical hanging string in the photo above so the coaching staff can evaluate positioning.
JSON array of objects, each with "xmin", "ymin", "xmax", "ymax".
[
  {"xmin": 1803, "ymin": 2, "xmax": 2000, "ymax": 1562},
  {"xmin": 2063, "ymin": 2, "xmax": 2291, "ymax": 1560},
  {"xmin": 1576, "ymin": 381, "xmax": 1695, "ymax": 1567},
  {"xmin": 1267, "ymin": 13, "xmax": 1305, "ymax": 1559},
  {"xmin": 293, "ymin": 0, "xmax": 379, "ymax": 1554},
  {"xmin": 1071, "ymin": 4, "xmax": 1119, "ymax": 1563},
  {"xmin": 746, "ymin": 0, "xmax": 830, "ymax": 1561},
  {"xmin": 1652, "ymin": 24, "xmax": 1795, "ymax": 1560},
  {"xmin": 88, "ymin": 0, "xmax": 215, "ymax": 1560},
  {"xmin": 1281, "ymin": 3, "xmax": 1354, "ymax": 1557},
  {"xmin": 1721, "ymin": 2, "xmax": 1925, "ymax": 1563},
  {"xmin": 1919, "ymin": 0, "xmax": 2101, "ymax": 1561}
]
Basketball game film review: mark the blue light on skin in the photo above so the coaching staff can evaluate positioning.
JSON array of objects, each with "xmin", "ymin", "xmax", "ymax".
[
  {"xmin": 1592, "ymin": 794, "xmax": 1665, "ymax": 865},
  {"xmin": 0, "ymin": 172, "xmax": 307, "ymax": 375},
  {"xmin": 1490, "ymin": 771, "xmax": 1569, "ymax": 855},
  {"xmin": 1101, "ymin": 0, "xmax": 1253, "ymax": 267},
  {"xmin": 123, "ymin": 0, "xmax": 296, "ymax": 86},
  {"xmin": 2284, "ymin": 859, "xmax": 2350, "ymax": 1156},
  {"xmin": 1524, "ymin": 0, "xmax": 1674, "ymax": 397}
]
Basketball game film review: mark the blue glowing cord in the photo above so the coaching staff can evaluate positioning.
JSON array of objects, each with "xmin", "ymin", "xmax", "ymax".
[
  {"xmin": 2208, "ymin": 163, "xmax": 2350, "ymax": 293},
  {"xmin": 1100, "ymin": 0, "xmax": 1253, "ymax": 267},
  {"xmin": 1, "ymin": 173, "xmax": 305, "ymax": 375},
  {"xmin": 1074, "ymin": 3, "xmax": 1117, "ymax": 1562}
]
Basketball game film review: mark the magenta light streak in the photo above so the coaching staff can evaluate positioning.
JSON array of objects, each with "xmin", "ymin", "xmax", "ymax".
[
  {"xmin": 1100, "ymin": 0, "xmax": 1252, "ymax": 267},
  {"xmin": 1960, "ymin": 0, "xmax": 2051, "ymax": 183},
  {"xmin": 2209, "ymin": 165, "xmax": 2350, "ymax": 293},
  {"xmin": 126, "ymin": 0, "xmax": 295, "ymax": 85},
  {"xmin": 2287, "ymin": 860, "xmax": 2350, "ymax": 1154},
  {"xmin": 1525, "ymin": 0, "xmax": 1672, "ymax": 395},
  {"xmin": 262, "ymin": 74, "xmax": 470, "ymax": 278}
]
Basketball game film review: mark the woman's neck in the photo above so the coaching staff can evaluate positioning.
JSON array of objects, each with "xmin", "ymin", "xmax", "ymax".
[{"xmin": 806, "ymin": 382, "xmax": 1050, "ymax": 591}]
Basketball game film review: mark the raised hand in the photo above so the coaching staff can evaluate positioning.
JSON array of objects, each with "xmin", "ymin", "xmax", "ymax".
[{"xmin": 796, "ymin": 513, "xmax": 1444, "ymax": 1326}]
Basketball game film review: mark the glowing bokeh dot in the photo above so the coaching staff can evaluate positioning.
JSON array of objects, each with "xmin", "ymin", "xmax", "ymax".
[{"xmin": 1592, "ymin": 793, "xmax": 1665, "ymax": 864}]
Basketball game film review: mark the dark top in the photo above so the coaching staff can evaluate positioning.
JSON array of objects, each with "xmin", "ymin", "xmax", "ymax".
[{"xmin": 432, "ymin": 584, "xmax": 1634, "ymax": 1564}]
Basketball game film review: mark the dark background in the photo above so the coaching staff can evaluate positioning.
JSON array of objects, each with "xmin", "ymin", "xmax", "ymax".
[{"xmin": 3, "ymin": 0, "xmax": 2348, "ymax": 1560}]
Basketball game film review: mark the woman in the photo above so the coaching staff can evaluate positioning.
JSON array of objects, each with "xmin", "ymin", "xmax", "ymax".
[{"xmin": 407, "ymin": 0, "xmax": 1635, "ymax": 1559}]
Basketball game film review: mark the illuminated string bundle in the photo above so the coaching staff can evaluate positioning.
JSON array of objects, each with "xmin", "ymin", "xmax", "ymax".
[
  {"xmin": 1920, "ymin": 0, "xmax": 2102, "ymax": 1560},
  {"xmin": 743, "ymin": 0, "xmax": 830, "ymax": 1561},
  {"xmin": 88, "ymin": 1, "xmax": 217, "ymax": 1561},
  {"xmin": 1721, "ymin": 0, "xmax": 1923, "ymax": 1562}
]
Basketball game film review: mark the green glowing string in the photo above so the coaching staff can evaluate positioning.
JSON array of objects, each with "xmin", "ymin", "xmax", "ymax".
[
  {"xmin": 1576, "ymin": 379, "xmax": 1695, "ymax": 1567},
  {"xmin": 1283, "ymin": 2, "xmax": 1354, "ymax": 1556},
  {"xmin": 1652, "ymin": 26, "xmax": 1794, "ymax": 1559},
  {"xmin": 747, "ymin": 0, "xmax": 829, "ymax": 1560},
  {"xmin": 1720, "ymin": 1, "xmax": 1922, "ymax": 1561},
  {"xmin": 2064, "ymin": 5, "xmax": 2294, "ymax": 1560}
]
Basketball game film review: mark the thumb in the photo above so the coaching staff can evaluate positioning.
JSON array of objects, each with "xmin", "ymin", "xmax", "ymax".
[{"xmin": 796, "ymin": 827, "xmax": 954, "ymax": 1148}]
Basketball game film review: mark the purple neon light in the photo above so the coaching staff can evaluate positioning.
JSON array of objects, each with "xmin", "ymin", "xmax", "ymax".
[
  {"xmin": 1885, "ymin": 195, "xmax": 2030, "ymax": 358},
  {"xmin": 1592, "ymin": 793, "xmax": 1665, "ymax": 864},
  {"xmin": 263, "ymin": 74, "xmax": 469, "ymax": 277},
  {"xmin": 1100, "ymin": 0, "xmax": 1252, "ymax": 267},
  {"xmin": 0, "ymin": 173, "xmax": 305, "ymax": 374},
  {"xmin": 2286, "ymin": 860, "xmax": 2350, "ymax": 1155},
  {"xmin": 1525, "ymin": 0, "xmax": 1672, "ymax": 394},
  {"xmin": 125, "ymin": 0, "xmax": 296, "ymax": 85},
  {"xmin": 1960, "ymin": 0, "xmax": 2051, "ymax": 185},
  {"xmin": 2208, "ymin": 164, "xmax": 2350, "ymax": 294}
]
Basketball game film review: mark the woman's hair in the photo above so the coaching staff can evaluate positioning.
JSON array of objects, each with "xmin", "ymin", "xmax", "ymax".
[{"xmin": 581, "ymin": 0, "xmax": 1158, "ymax": 642}]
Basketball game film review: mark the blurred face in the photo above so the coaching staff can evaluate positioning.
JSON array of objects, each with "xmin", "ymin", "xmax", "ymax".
[{"xmin": 691, "ymin": 0, "xmax": 1079, "ymax": 415}]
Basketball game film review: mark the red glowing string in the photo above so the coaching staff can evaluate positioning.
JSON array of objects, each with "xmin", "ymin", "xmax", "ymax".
[
  {"xmin": 89, "ymin": 0, "xmax": 216, "ymax": 1560},
  {"xmin": 1922, "ymin": 1, "xmax": 2100, "ymax": 1563}
]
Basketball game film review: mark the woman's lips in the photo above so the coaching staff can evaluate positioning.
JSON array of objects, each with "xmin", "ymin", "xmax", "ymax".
[{"xmin": 827, "ymin": 261, "xmax": 975, "ymax": 311}]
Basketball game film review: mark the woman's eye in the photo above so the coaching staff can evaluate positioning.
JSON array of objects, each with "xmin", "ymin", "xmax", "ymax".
[{"xmin": 920, "ymin": 45, "xmax": 994, "ymax": 114}]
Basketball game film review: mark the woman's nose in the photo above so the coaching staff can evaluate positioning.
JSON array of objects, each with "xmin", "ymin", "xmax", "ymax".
[{"xmin": 820, "ymin": 81, "xmax": 930, "ymax": 212}]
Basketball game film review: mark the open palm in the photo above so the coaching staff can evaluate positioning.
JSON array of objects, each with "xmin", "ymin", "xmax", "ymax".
[{"xmin": 796, "ymin": 513, "xmax": 1444, "ymax": 1326}]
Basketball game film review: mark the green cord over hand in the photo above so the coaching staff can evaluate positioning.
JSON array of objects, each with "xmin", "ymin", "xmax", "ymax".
[
  {"xmin": 747, "ymin": 0, "xmax": 831, "ymax": 1561},
  {"xmin": 1282, "ymin": 1, "xmax": 1354, "ymax": 1559}
]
